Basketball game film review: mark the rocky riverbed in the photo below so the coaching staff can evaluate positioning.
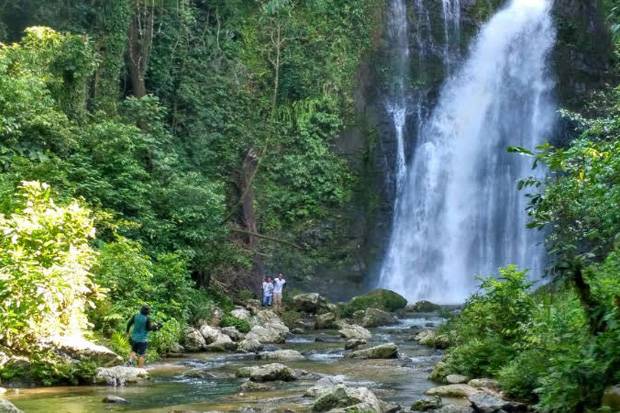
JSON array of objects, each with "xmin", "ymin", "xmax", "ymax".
[{"xmin": 2, "ymin": 311, "xmax": 445, "ymax": 412}]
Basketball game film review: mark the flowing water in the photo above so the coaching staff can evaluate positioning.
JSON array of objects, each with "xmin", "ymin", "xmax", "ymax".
[
  {"xmin": 380, "ymin": 0, "xmax": 556, "ymax": 303},
  {"xmin": 4, "ymin": 315, "xmax": 443, "ymax": 412}
]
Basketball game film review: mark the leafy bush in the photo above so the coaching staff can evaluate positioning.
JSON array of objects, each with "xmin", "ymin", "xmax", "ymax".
[
  {"xmin": 443, "ymin": 266, "xmax": 535, "ymax": 378},
  {"xmin": 149, "ymin": 319, "xmax": 183, "ymax": 355},
  {"xmin": 0, "ymin": 182, "xmax": 98, "ymax": 351},
  {"xmin": 220, "ymin": 315, "xmax": 251, "ymax": 334}
]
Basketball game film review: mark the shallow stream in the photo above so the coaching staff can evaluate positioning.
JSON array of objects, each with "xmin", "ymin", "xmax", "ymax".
[{"xmin": 6, "ymin": 314, "xmax": 443, "ymax": 412}]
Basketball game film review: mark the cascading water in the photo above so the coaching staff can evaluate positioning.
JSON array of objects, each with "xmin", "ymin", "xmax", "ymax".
[
  {"xmin": 379, "ymin": 0, "xmax": 556, "ymax": 303},
  {"xmin": 385, "ymin": 0, "xmax": 410, "ymax": 190}
]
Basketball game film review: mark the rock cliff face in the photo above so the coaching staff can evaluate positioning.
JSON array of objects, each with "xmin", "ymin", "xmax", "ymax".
[{"xmin": 317, "ymin": 0, "xmax": 614, "ymax": 298}]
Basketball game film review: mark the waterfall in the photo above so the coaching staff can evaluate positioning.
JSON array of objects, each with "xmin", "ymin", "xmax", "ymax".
[
  {"xmin": 385, "ymin": 0, "xmax": 410, "ymax": 190},
  {"xmin": 379, "ymin": 0, "xmax": 556, "ymax": 303}
]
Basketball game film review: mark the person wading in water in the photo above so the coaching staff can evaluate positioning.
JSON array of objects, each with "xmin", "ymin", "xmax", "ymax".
[{"xmin": 126, "ymin": 305, "xmax": 161, "ymax": 368}]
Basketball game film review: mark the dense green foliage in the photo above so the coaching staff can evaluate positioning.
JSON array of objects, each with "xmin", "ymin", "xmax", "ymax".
[{"xmin": 0, "ymin": 0, "xmax": 380, "ymax": 384}]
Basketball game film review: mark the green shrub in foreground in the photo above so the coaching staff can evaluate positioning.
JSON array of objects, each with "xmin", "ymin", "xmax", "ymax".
[{"xmin": 220, "ymin": 314, "xmax": 251, "ymax": 334}]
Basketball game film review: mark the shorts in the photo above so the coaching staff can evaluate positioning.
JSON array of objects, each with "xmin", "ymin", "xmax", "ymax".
[
  {"xmin": 273, "ymin": 293, "xmax": 282, "ymax": 305},
  {"xmin": 131, "ymin": 340, "xmax": 148, "ymax": 356}
]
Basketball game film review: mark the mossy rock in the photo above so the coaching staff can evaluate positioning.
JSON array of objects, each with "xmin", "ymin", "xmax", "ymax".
[{"xmin": 343, "ymin": 289, "xmax": 407, "ymax": 316}]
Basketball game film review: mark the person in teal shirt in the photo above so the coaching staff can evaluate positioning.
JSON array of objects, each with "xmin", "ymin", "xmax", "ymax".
[{"xmin": 126, "ymin": 305, "xmax": 160, "ymax": 367}]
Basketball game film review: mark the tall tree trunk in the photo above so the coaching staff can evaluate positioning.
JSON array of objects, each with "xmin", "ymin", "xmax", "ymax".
[
  {"xmin": 573, "ymin": 263, "xmax": 606, "ymax": 334},
  {"xmin": 240, "ymin": 148, "xmax": 263, "ymax": 292},
  {"xmin": 127, "ymin": 0, "xmax": 155, "ymax": 98}
]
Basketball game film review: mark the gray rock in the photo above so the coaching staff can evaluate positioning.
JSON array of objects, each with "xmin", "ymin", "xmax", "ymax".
[
  {"xmin": 433, "ymin": 405, "xmax": 474, "ymax": 413},
  {"xmin": 337, "ymin": 324, "xmax": 372, "ymax": 341},
  {"xmin": 359, "ymin": 308, "xmax": 398, "ymax": 328},
  {"xmin": 236, "ymin": 363, "xmax": 297, "ymax": 382},
  {"xmin": 446, "ymin": 374, "xmax": 470, "ymax": 384},
  {"xmin": 291, "ymin": 328, "xmax": 306, "ymax": 335},
  {"xmin": 205, "ymin": 335, "xmax": 236, "ymax": 352},
  {"xmin": 407, "ymin": 300, "xmax": 442, "ymax": 313},
  {"xmin": 315, "ymin": 312, "xmax": 338, "ymax": 329},
  {"xmin": 221, "ymin": 326, "xmax": 245, "ymax": 342},
  {"xmin": 603, "ymin": 385, "xmax": 620, "ymax": 411},
  {"xmin": 425, "ymin": 384, "xmax": 479, "ymax": 398},
  {"xmin": 468, "ymin": 392, "xmax": 509, "ymax": 413},
  {"xmin": 199, "ymin": 325, "xmax": 223, "ymax": 344},
  {"xmin": 183, "ymin": 327, "xmax": 206, "ymax": 352},
  {"xmin": 468, "ymin": 378, "xmax": 501, "ymax": 392},
  {"xmin": 94, "ymin": 366, "xmax": 149, "ymax": 386},
  {"xmin": 41, "ymin": 336, "xmax": 122, "ymax": 366},
  {"xmin": 293, "ymin": 293, "xmax": 328, "ymax": 314},
  {"xmin": 182, "ymin": 368, "xmax": 217, "ymax": 379},
  {"xmin": 415, "ymin": 330, "xmax": 450, "ymax": 349},
  {"xmin": 345, "ymin": 339, "xmax": 366, "ymax": 350},
  {"xmin": 0, "ymin": 400, "xmax": 22, "ymax": 413},
  {"xmin": 238, "ymin": 338, "xmax": 263, "ymax": 353},
  {"xmin": 245, "ymin": 312, "xmax": 289, "ymax": 344},
  {"xmin": 411, "ymin": 395, "xmax": 442, "ymax": 411},
  {"xmin": 240, "ymin": 380, "xmax": 272, "ymax": 392},
  {"xmin": 347, "ymin": 343, "xmax": 398, "ymax": 359},
  {"xmin": 102, "ymin": 395, "xmax": 128, "ymax": 404},
  {"xmin": 231, "ymin": 307, "xmax": 252, "ymax": 322},
  {"xmin": 312, "ymin": 384, "xmax": 384, "ymax": 412},
  {"xmin": 305, "ymin": 375, "xmax": 347, "ymax": 397},
  {"xmin": 259, "ymin": 349, "xmax": 305, "ymax": 361}
]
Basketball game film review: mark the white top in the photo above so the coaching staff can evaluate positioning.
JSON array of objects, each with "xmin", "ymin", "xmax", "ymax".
[
  {"xmin": 273, "ymin": 278, "xmax": 286, "ymax": 294},
  {"xmin": 262, "ymin": 281, "xmax": 274, "ymax": 294}
]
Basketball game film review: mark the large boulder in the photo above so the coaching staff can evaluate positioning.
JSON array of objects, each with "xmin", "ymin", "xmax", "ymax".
[
  {"xmin": 311, "ymin": 384, "xmax": 384, "ymax": 412},
  {"xmin": 359, "ymin": 308, "xmax": 398, "ymax": 328},
  {"xmin": 338, "ymin": 324, "xmax": 371, "ymax": 341},
  {"xmin": 0, "ymin": 400, "xmax": 22, "ymax": 413},
  {"xmin": 221, "ymin": 326, "xmax": 245, "ymax": 342},
  {"xmin": 199, "ymin": 325, "xmax": 223, "ymax": 344},
  {"xmin": 94, "ymin": 366, "xmax": 149, "ymax": 386},
  {"xmin": 467, "ymin": 378, "xmax": 500, "ymax": 392},
  {"xmin": 293, "ymin": 293, "xmax": 328, "ymax": 314},
  {"xmin": 425, "ymin": 384, "xmax": 479, "ymax": 398},
  {"xmin": 411, "ymin": 395, "xmax": 442, "ymax": 411},
  {"xmin": 183, "ymin": 327, "xmax": 206, "ymax": 352},
  {"xmin": 236, "ymin": 363, "xmax": 297, "ymax": 382},
  {"xmin": 231, "ymin": 307, "xmax": 252, "ymax": 322},
  {"xmin": 603, "ymin": 385, "xmax": 620, "ymax": 411},
  {"xmin": 41, "ymin": 336, "xmax": 122, "ymax": 366},
  {"xmin": 467, "ymin": 392, "xmax": 526, "ymax": 413},
  {"xmin": 238, "ymin": 338, "xmax": 263, "ymax": 353},
  {"xmin": 415, "ymin": 330, "xmax": 450, "ymax": 349},
  {"xmin": 446, "ymin": 374, "xmax": 469, "ymax": 384},
  {"xmin": 246, "ymin": 325, "xmax": 287, "ymax": 344},
  {"xmin": 407, "ymin": 300, "xmax": 442, "ymax": 313},
  {"xmin": 305, "ymin": 375, "xmax": 347, "ymax": 397},
  {"xmin": 346, "ymin": 289, "xmax": 407, "ymax": 313},
  {"xmin": 205, "ymin": 334, "xmax": 236, "ymax": 352},
  {"xmin": 315, "ymin": 312, "xmax": 338, "ymax": 329},
  {"xmin": 345, "ymin": 339, "xmax": 366, "ymax": 350},
  {"xmin": 259, "ymin": 349, "xmax": 305, "ymax": 361},
  {"xmin": 347, "ymin": 343, "xmax": 398, "ymax": 359}
]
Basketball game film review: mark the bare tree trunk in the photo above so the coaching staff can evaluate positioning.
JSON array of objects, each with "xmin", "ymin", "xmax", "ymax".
[
  {"xmin": 240, "ymin": 148, "xmax": 263, "ymax": 292},
  {"xmin": 127, "ymin": 0, "xmax": 155, "ymax": 98}
]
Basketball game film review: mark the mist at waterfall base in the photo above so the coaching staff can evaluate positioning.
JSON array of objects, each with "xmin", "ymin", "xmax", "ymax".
[{"xmin": 379, "ymin": 0, "xmax": 557, "ymax": 304}]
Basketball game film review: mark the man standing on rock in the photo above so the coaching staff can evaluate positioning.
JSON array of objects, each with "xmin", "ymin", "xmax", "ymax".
[
  {"xmin": 126, "ymin": 305, "xmax": 161, "ymax": 368},
  {"xmin": 262, "ymin": 276, "xmax": 274, "ymax": 307},
  {"xmin": 273, "ymin": 273, "xmax": 286, "ymax": 312}
]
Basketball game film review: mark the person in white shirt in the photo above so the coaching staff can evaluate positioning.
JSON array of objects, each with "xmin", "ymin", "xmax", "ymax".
[
  {"xmin": 262, "ymin": 276, "xmax": 274, "ymax": 307},
  {"xmin": 272, "ymin": 273, "xmax": 286, "ymax": 312}
]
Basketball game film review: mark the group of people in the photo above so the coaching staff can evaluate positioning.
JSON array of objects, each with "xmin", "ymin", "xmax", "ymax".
[{"xmin": 262, "ymin": 273, "xmax": 286, "ymax": 312}]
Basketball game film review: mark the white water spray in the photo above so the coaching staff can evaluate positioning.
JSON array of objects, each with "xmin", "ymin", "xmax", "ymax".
[{"xmin": 379, "ymin": 0, "xmax": 556, "ymax": 303}]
